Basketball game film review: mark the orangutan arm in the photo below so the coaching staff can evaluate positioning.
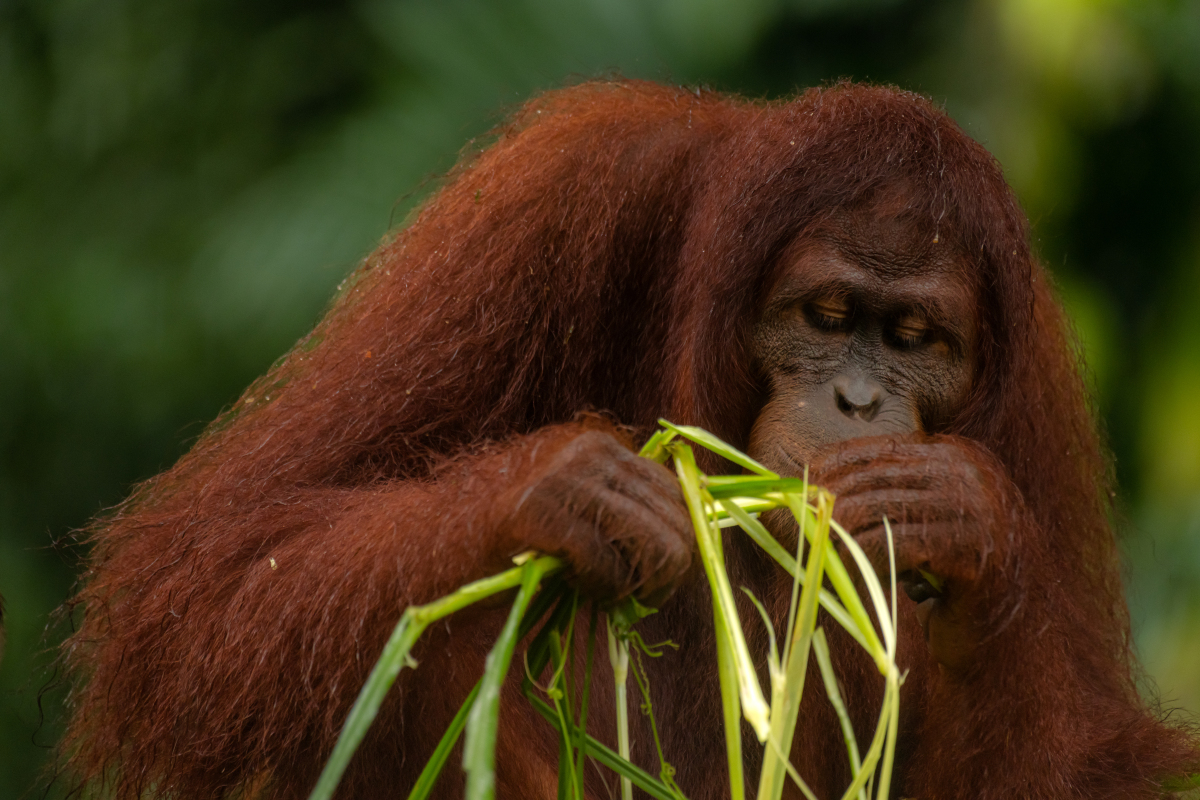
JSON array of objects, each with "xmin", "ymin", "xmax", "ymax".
[{"xmin": 72, "ymin": 419, "xmax": 690, "ymax": 798}]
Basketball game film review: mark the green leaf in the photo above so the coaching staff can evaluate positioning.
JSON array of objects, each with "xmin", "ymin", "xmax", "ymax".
[
  {"xmin": 718, "ymin": 498, "xmax": 796, "ymax": 574},
  {"xmin": 574, "ymin": 610, "xmax": 599, "ymax": 800},
  {"xmin": 719, "ymin": 498, "xmax": 868, "ymax": 652},
  {"xmin": 407, "ymin": 681, "xmax": 481, "ymax": 800},
  {"xmin": 409, "ymin": 573, "xmax": 570, "ymax": 800},
  {"xmin": 525, "ymin": 693, "xmax": 685, "ymax": 800},
  {"xmin": 704, "ymin": 477, "xmax": 809, "ymax": 498},
  {"xmin": 757, "ymin": 487, "xmax": 831, "ymax": 800},
  {"xmin": 741, "ymin": 587, "xmax": 780, "ymax": 683},
  {"xmin": 714, "ymin": 626, "xmax": 745, "ymax": 800},
  {"xmin": 464, "ymin": 557, "xmax": 560, "ymax": 800},
  {"xmin": 657, "ymin": 420, "xmax": 776, "ymax": 476},
  {"xmin": 671, "ymin": 442, "xmax": 771, "ymax": 742},
  {"xmin": 607, "ymin": 620, "xmax": 634, "ymax": 800},
  {"xmin": 812, "ymin": 628, "xmax": 863, "ymax": 795},
  {"xmin": 829, "ymin": 519, "xmax": 895, "ymax": 658},
  {"xmin": 608, "ymin": 595, "xmax": 658, "ymax": 630},
  {"xmin": 638, "ymin": 428, "xmax": 679, "ymax": 462},
  {"xmin": 309, "ymin": 558, "xmax": 560, "ymax": 800}
]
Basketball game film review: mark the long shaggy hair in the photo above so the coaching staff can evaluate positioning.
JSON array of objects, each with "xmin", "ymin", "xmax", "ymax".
[{"xmin": 61, "ymin": 79, "xmax": 1196, "ymax": 799}]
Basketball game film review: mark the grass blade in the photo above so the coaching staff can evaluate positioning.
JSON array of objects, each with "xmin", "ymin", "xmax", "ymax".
[
  {"xmin": 464, "ymin": 556, "xmax": 561, "ymax": 800},
  {"xmin": 812, "ymin": 628, "xmax": 864, "ymax": 799},
  {"xmin": 410, "ymin": 572, "xmax": 571, "ymax": 799},
  {"xmin": 524, "ymin": 693, "xmax": 685, "ymax": 800},
  {"xmin": 309, "ymin": 559, "xmax": 560, "ymax": 800},
  {"xmin": 717, "ymin": 499, "xmax": 867, "ymax": 651},
  {"xmin": 658, "ymin": 420, "xmax": 776, "ymax": 476},
  {"xmin": 714, "ymin": 595, "xmax": 746, "ymax": 800},
  {"xmin": 638, "ymin": 428, "xmax": 679, "ymax": 462},
  {"xmin": 407, "ymin": 680, "xmax": 481, "ymax": 800},
  {"xmin": 607, "ymin": 622, "xmax": 633, "ymax": 800},
  {"xmin": 573, "ymin": 609, "xmax": 598, "ymax": 800},
  {"xmin": 874, "ymin": 670, "xmax": 901, "ymax": 800},
  {"xmin": 757, "ymin": 489, "xmax": 832, "ymax": 800},
  {"xmin": 837, "ymin": 679, "xmax": 897, "ymax": 800},
  {"xmin": 705, "ymin": 478, "xmax": 810, "ymax": 498},
  {"xmin": 673, "ymin": 442, "xmax": 771, "ymax": 742},
  {"xmin": 718, "ymin": 498, "xmax": 796, "ymax": 573},
  {"xmin": 829, "ymin": 520, "xmax": 895, "ymax": 657}
]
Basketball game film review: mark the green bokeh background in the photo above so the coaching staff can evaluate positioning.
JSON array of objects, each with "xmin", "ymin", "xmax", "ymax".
[{"xmin": 2, "ymin": 0, "xmax": 1199, "ymax": 795}]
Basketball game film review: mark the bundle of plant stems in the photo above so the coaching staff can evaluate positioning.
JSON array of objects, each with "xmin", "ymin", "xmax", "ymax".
[{"xmin": 307, "ymin": 422, "xmax": 902, "ymax": 800}]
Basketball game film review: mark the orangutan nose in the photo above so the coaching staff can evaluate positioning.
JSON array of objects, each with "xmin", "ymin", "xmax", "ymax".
[{"xmin": 832, "ymin": 373, "xmax": 884, "ymax": 422}]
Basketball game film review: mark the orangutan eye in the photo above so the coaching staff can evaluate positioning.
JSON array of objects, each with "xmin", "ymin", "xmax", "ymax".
[
  {"xmin": 806, "ymin": 297, "xmax": 852, "ymax": 333},
  {"xmin": 889, "ymin": 313, "xmax": 933, "ymax": 349}
]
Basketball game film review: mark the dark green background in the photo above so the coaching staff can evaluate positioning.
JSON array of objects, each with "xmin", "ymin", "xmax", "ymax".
[{"xmin": 3, "ymin": 0, "xmax": 1199, "ymax": 796}]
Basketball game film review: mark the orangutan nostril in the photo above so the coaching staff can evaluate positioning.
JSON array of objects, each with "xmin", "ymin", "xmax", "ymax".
[{"xmin": 833, "ymin": 373, "xmax": 884, "ymax": 422}]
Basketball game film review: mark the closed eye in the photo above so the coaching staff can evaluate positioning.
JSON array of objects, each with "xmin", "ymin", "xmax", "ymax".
[
  {"xmin": 805, "ymin": 297, "xmax": 852, "ymax": 333},
  {"xmin": 888, "ymin": 313, "xmax": 933, "ymax": 349}
]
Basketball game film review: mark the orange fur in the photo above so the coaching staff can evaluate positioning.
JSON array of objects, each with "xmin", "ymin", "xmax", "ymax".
[{"xmin": 62, "ymin": 80, "xmax": 1197, "ymax": 799}]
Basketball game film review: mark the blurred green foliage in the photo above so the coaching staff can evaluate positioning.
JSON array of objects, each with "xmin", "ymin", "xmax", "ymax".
[{"xmin": 2, "ymin": 0, "xmax": 1199, "ymax": 795}]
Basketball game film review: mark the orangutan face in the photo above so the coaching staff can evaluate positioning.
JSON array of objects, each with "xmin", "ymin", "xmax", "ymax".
[{"xmin": 748, "ymin": 191, "xmax": 977, "ymax": 470}]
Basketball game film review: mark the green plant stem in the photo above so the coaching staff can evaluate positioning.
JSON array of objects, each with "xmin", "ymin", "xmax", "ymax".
[
  {"xmin": 464, "ymin": 556, "xmax": 561, "ymax": 800},
  {"xmin": 314, "ymin": 421, "xmax": 903, "ymax": 800},
  {"xmin": 812, "ymin": 629, "xmax": 864, "ymax": 800},
  {"xmin": 525, "ymin": 693, "xmax": 684, "ymax": 800},
  {"xmin": 628, "ymin": 647, "xmax": 682, "ymax": 797},
  {"xmin": 574, "ymin": 609, "xmax": 598, "ymax": 800},
  {"xmin": 829, "ymin": 519, "xmax": 895, "ymax": 666},
  {"xmin": 757, "ymin": 493, "xmax": 832, "ymax": 800},
  {"xmin": 407, "ymin": 680, "xmax": 481, "ymax": 800},
  {"xmin": 717, "ymin": 493, "xmax": 866, "ymax": 650},
  {"xmin": 672, "ymin": 442, "xmax": 770, "ymax": 742},
  {"xmin": 308, "ymin": 556, "xmax": 561, "ymax": 800},
  {"xmin": 409, "ymin": 575, "xmax": 571, "ymax": 800},
  {"xmin": 658, "ymin": 420, "xmax": 775, "ymax": 476},
  {"xmin": 786, "ymin": 506, "xmax": 885, "ymax": 672},
  {"xmin": 714, "ymin": 613, "xmax": 745, "ymax": 800},
  {"xmin": 549, "ymin": 599, "xmax": 580, "ymax": 800},
  {"xmin": 607, "ymin": 621, "xmax": 633, "ymax": 800},
  {"xmin": 874, "ymin": 669, "xmax": 900, "ymax": 800},
  {"xmin": 837, "ymin": 678, "xmax": 898, "ymax": 800}
]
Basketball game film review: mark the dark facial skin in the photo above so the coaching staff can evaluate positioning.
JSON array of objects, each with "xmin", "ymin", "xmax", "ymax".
[
  {"xmin": 745, "ymin": 192, "xmax": 1020, "ymax": 672},
  {"xmin": 748, "ymin": 195, "xmax": 977, "ymax": 466}
]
